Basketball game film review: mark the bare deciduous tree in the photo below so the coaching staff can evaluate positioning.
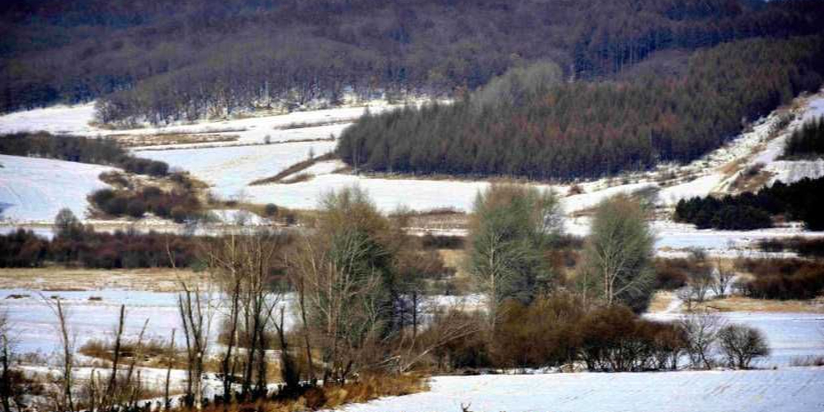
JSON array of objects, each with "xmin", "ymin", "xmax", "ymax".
[
  {"xmin": 712, "ymin": 258, "xmax": 735, "ymax": 299},
  {"xmin": 680, "ymin": 311, "xmax": 724, "ymax": 370},
  {"xmin": 582, "ymin": 194, "xmax": 655, "ymax": 312},
  {"xmin": 177, "ymin": 280, "xmax": 214, "ymax": 410},
  {"xmin": 718, "ymin": 324, "xmax": 769, "ymax": 369},
  {"xmin": 43, "ymin": 296, "xmax": 76, "ymax": 412}
]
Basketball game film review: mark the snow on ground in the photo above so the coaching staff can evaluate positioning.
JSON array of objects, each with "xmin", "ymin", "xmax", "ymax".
[
  {"xmin": 0, "ymin": 103, "xmax": 98, "ymax": 135},
  {"xmin": 0, "ymin": 154, "xmax": 114, "ymax": 223},
  {"xmin": 0, "ymin": 101, "xmax": 402, "ymax": 146},
  {"xmin": 647, "ymin": 312, "xmax": 824, "ymax": 368},
  {"xmin": 133, "ymin": 141, "xmax": 337, "ymax": 199},
  {"xmin": 333, "ymin": 367, "xmax": 824, "ymax": 412},
  {"xmin": 766, "ymin": 159, "xmax": 824, "ymax": 185},
  {"xmin": 247, "ymin": 174, "xmax": 493, "ymax": 212}
]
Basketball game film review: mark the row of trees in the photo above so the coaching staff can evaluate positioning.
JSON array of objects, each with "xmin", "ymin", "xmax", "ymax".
[
  {"xmin": 338, "ymin": 36, "xmax": 824, "ymax": 180},
  {"xmin": 89, "ymin": 186, "xmax": 202, "ymax": 222},
  {"xmin": 0, "ymin": 209, "xmax": 199, "ymax": 268},
  {"xmin": 0, "ymin": 133, "xmax": 169, "ymax": 177},
  {"xmin": 5, "ymin": 0, "xmax": 824, "ymax": 121},
  {"xmin": 3, "ymin": 185, "xmax": 776, "ymax": 412},
  {"xmin": 674, "ymin": 176, "xmax": 824, "ymax": 230},
  {"xmin": 784, "ymin": 116, "xmax": 824, "ymax": 159}
]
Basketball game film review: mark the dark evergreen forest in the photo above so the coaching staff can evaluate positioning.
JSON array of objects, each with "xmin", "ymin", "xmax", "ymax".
[
  {"xmin": 784, "ymin": 116, "xmax": 824, "ymax": 159},
  {"xmin": 3, "ymin": 0, "xmax": 824, "ymax": 124},
  {"xmin": 674, "ymin": 176, "xmax": 824, "ymax": 230},
  {"xmin": 337, "ymin": 36, "xmax": 824, "ymax": 179}
]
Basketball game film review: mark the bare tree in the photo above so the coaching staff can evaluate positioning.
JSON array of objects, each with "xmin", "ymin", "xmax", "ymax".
[
  {"xmin": 679, "ymin": 311, "xmax": 724, "ymax": 370},
  {"xmin": 717, "ymin": 324, "xmax": 769, "ymax": 369},
  {"xmin": 686, "ymin": 250, "xmax": 713, "ymax": 303},
  {"xmin": 0, "ymin": 310, "xmax": 12, "ymax": 412},
  {"xmin": 466, "ymin": 184, "xmax": 562, "ymax": 326},
  {"xmin": 177, "ymin": 280, "xmax": 214, "ymax": 410},
  {"xmin": 164, "ymin": 329, "xmax": 176, "ymax": 411},
  {"xmin": 288, "ymin": 187, "xmax": 401, "ymax": 385},
  {"xmin": 711, "ymin": 258, "xmax": 735, "ymax": 299},
  {"xmin": 43, "ymin": 296, "xmax": 76, "ymax": 412},
  {"xmin": 582, "ymin": 194, "xmax": 655, "ymax": 312}
]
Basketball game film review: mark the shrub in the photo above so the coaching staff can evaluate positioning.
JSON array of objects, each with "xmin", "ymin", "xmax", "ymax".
[
  {"xmin": 126, "ymin": 199, "xmax": 147, "ymax": 218},
  {"xmin": 737, "ymin": 258, "xmax": 824, "ymax": 300},
  {"xmin": 717, "ymin": 324, "xmax": 769, "ymax": 369},
  {"xmin": 491, "ymin": 293, "xmax": 585, "ymax": 369},
  {"xmin": 264, "ymin": 203, "xmax": 279, "ymax": 217}
]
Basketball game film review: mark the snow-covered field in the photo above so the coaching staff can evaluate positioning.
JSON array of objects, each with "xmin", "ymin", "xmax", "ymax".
[
  {"xmin": 134, "ymin": 141, "xmax": 338, "ymax": 200},
  {"xmin": 333, "ymin": 367, "xmax": 824, "ymax": 412},
  {"xmin": 0, "ymin": 154, "xmax": 114, "ymax": 223},
  {"xmin": 2, "ymin": 91, "xmax": 824, "ymax": 257}
]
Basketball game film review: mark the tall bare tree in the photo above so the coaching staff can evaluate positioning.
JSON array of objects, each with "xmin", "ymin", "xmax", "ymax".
[
  {"xmin": 43, "ymin": 297, "xmax": 75, "ymax": 412},
  {"xmin": 581, "ymin": 194, "xmax": 655, "ymax": 312},
  {"xmin": 466, "ymin": 184, "xmax": 562, "ymax": 327},
  {"xmin": 177, "ymin": 280, "xmax": 214, "ymax": 410}
]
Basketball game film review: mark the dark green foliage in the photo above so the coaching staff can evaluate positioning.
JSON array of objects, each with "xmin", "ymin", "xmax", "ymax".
[
  {"xmin": 338, "ymin": 37, "xmax": 824, "ymax": 180},
  {"xmin": 0, "ymin": 132, "xmax": 169, "ymax": 177},
  {"xmin": 784, "ymin": 116, "xmax": 824, "ymax": 159},
  {"xmin": 674, "ymin": 176, "xmax": 824, "ymax": 230},
  {"xmin": 5, "ymin": 0, "xmax": 824, "ymax": 122}
]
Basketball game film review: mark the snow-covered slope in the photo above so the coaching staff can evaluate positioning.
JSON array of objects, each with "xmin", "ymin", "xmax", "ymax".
[{"xmin": 0, "ymin": 155, "xmax": 113, "ymax": 223}]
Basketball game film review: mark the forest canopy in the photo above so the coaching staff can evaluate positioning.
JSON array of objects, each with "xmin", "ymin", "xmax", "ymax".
[
  {"xmin": 3, "ymin": 0, "xmax": 824, "ymax": 123},
  {"xmin": 337, "ymin": 36, "xmax": 824, "ymax": 180}
]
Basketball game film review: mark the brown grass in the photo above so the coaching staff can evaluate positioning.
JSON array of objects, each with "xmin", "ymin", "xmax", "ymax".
[
  {"xmin": 648, "ymin": 291, "xmax": 676, "ymax": 313},
  {"xmin": 0, "ymin": 267, "xmax": 202, "ymax": 292},
  {"xmin": 200, "ymin": 374, "xmax": 427, "ymax": 412},
  {"xmin": 114, "ymin": 133, "xmax": 240, "ymax": 147},
  {"xmin": 249, "ymin": 153, "xmax": 336, "ymax": 186},
  {"xmin": 280, "ymin": 172, "xmax": 314, "ymax": 184},
  {"xmin": 692, "ymin": 295, "xmax": 824, "ymax": 313}
]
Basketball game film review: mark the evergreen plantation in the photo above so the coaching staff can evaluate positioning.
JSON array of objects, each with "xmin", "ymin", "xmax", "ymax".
[{"xmin": 337, "ymin": 36, "xmax": 824, "ymax": 179}]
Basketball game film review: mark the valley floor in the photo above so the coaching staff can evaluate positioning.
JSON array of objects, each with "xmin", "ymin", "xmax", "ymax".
[{"xmin": 330, "ymin": 367, "xmax": 824, "ymax": 412}]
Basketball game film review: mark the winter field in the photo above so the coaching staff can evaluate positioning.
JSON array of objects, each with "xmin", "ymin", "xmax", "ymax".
[
  {"xmin": 2, "ymin": 283, "xmax": 822, "ymax": 412},
  {"xmin": 0, "ymin": 154, "xmax": 114, "ymax": 222},
  {"xmin": 2, "ymin": 91, "xmax": 824, "ymax": 258},
  {"xmin": 330, "ymin": 367, "xmax": 824, "ymax": 412}
]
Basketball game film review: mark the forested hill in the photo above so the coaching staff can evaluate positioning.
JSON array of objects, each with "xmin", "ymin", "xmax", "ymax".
[
  {"xmin": 3, "ymin": 0, "xmax": 824, "ymax": 124},
  {"xmin": 337, "ymin": 36, "xmax": 824, "ymax": 180}
]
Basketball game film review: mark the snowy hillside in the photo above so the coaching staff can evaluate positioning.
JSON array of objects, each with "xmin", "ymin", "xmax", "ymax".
[{"xmin": 0, "ymin": 154, "xmax": 113, "ymax": 223}]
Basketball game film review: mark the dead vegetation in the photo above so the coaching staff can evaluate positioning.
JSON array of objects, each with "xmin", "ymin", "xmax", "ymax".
[
  {"xmin": 111, "ymin": 133, "xmax": 240, "ymax": 148},
  {"xmin": 248, "ymin": 153, "xmax": 336, "ymax": 186}
]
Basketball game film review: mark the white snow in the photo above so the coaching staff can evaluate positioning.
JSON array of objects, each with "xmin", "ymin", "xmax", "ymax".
[
  {"xmin": 0, "ymin": 154, "xmax": 114, "ymax": 223},
  {"xmin": 133, "ymin": 141, "xmax": 337, "ymax": 199},
  {"xmin": 332, "ymin": 367, "xmax": 824, "ymax": 412}
]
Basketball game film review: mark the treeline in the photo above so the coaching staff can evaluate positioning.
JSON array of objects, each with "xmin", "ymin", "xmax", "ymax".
[
  {"xmin": 338, "ymin": 36, "xmax": 824, "ymax": 179},
  {"xmin": 735, "ymin": 258, "xmax": 824, "ymax": 300},
  {"xmin": 5, "ymin": 0, "xmax": 824, "ymax": 123},
  {"xmin": 0, "ymin": 132, "xmax": 169, "ymax": 176},
  {"xmin": 90, "ymin": 185, "xmax": 201, "ymax": 222},
  {"xmin": 674, "ymin": 176, "xmax": 824, "ymax": 230},
  {"xmin": 784, "ymin": 116, "xmax": 824, "ymax": 159},
  {"xmin": 0, "ymin": 210, "xmax": 198, "ymax": 268}
]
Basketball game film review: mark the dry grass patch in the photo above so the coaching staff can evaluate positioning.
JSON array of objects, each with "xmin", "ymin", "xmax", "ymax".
[
  {"xmin": 0, "ymin": 267, "xmax": 202, "ymax": 292},
  {"xmin": 692, "ymin": 295, "xmax": 824, "ymax": 313},
  {"xmin": 648, "ymin": 291, "xmax": 677, "ymax": 313},
  {"xmin": 200, "ymin": 374, "xmax": 427, "ymax": 412}
]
